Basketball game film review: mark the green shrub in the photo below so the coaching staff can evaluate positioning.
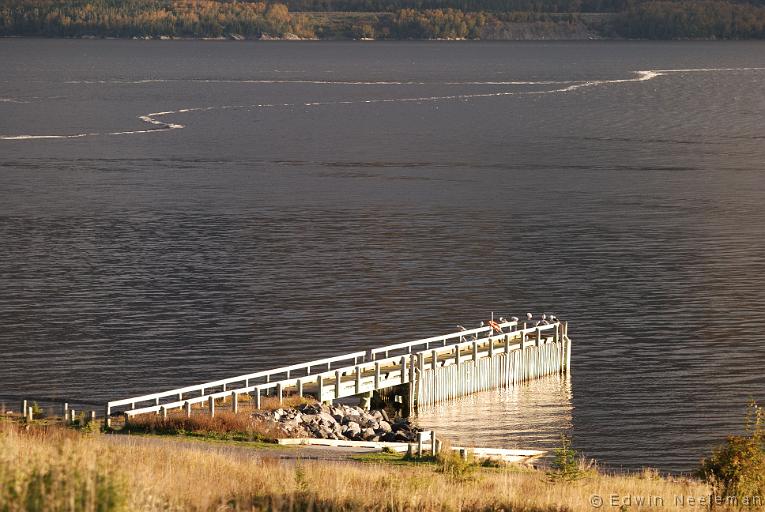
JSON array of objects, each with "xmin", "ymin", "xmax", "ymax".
[
  {"xmin": 546, "ymin": 433, "xmax": 586, "ymax": 482},
  {"xmin": 697, "ymin": 401, "xmax": 765, "ymax": 507},
  {"xmin": 434, "ymin": 442, "xmax": 477, "ymax": 482}
]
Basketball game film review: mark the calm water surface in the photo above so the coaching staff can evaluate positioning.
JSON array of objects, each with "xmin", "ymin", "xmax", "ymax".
[{"xmin": 1, "ymin": 40, "xmax": 764, "ymax": 472}]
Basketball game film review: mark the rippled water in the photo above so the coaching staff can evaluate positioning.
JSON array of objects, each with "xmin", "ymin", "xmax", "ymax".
[{"xmin": 1, "ymin": 40, "xmax": 764, "ymax": 472}]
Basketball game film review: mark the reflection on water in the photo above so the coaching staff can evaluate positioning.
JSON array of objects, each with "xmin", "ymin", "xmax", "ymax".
[{"xmin": 416, "ymin": 375, "xmax": 573, "ymax": 452}]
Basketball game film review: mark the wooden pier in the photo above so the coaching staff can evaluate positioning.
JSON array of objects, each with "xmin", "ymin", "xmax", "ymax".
[{"xmin": 106, "ymin": 317, "xmax": 571, "ymax": 426}]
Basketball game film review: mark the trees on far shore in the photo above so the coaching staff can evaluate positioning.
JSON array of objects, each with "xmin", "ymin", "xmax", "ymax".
[{"xmin": 2, "ymin": 0, "xmax": 765, "ymax": 39}]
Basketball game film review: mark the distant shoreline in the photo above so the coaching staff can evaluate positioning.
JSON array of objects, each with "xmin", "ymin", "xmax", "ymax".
[
  {"xmin": 4, "ymin": 34, "xmax": 757, "ymax": 42},
  {"xmin": 4, "ymin": 1, "xmax": 765, "ymax": 41}
]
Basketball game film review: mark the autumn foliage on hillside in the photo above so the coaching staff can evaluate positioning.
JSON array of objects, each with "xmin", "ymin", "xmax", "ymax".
[{"xmin": 0, "ymin": 0, "xmax": 315, "ymax": 38}]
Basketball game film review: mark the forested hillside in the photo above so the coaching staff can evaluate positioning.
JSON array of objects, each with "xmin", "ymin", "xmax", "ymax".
[{"xmin": 2, "ymin": 0, "xmax": 765, "ymax": 39}]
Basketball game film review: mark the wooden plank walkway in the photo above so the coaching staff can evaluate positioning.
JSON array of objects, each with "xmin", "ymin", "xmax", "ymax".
[{"xmin": 106, "ymin": 318, "xmax": 570, "ymax": 426}]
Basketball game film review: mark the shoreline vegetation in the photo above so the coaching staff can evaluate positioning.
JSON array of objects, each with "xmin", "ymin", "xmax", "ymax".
[
  {"xmin": 2, "ymin": 0, "xmax": 765, "ymax": 41},
  {"xmin": 2, "ymin": 401, "xmax": 764, "ymax": 511},
  {"xmin": 0, "ymin": 419, "xmax": 713, "ymax": 512}
]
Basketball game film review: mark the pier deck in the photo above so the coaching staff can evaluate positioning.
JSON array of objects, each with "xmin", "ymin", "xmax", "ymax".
[{"xmin": 106, "ymin": 317, "xmax": 571, "ymax": 425}]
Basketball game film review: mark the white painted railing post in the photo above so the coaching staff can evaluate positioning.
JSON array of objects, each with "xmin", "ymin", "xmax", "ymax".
[
  {"xmin": 431, "ymin": 350, "xmax": 438, "ymax": 371},
  {"xmin": 472, "ymin": 341, "xmax": 478, "ymax": 361},
  {"xmin": 355, "ymin": 367, "xmax": 361, "ymax": 394},
  {"xmin": 565, "ymin": 322, "xmax": 571, "ymax": 371},
  {"xmin": 277, "ymin": 383, "xmax": 283, "ymax": 404},
  {"xmin": 317, "ymin": 375, "xmax": 324, "ymax": 403},
  {"xmin": 400, "ymin": 356, "xmax": 407, "ymax": 384},
  {"xmin": 536, "ymin": 327, "xmax": 542, "ymax": 346},
  {"xmin": 374, "ymin": 362, "xmax": 381, "ymax": 389},
  {"xmin": 255, "ymin": 389, "xmax": 262, "ymax": 410},
  {"xmin": 104, "ymin": 405, "xmax": 111, "ymax": 428},
  {"xmin": 208, "ymin": 396, "xmax": 215, "ymax": 418},
  {"xmin": 455, "ymin": 344, "xmax": 461, "ymax": 365},
  {"xmin": 297, "ymin": 379, "xmax": 303, "ymax": 397},
  {"xmin": 160, "ymin": 406, "xmax": 167, "ymax": 419},
  {"xmin": 232, "ymin": 392, "xmax": 239, "ymax": 413},
  {"xmin": 335, "ymin": 370, "xmax": 342, "ymax": 399},
  {"xmin": 185, "ymin": 401, "xmax": 192, "ymax": 418}
]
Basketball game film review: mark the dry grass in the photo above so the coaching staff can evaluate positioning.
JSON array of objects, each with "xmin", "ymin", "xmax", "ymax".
[
  {"xmin": 0, "ymin": 421, "xmax": 723, "ymax": 512},
  {"xmin": 256, "ymin": 394, "xmax": 314, "ymax": 411},
  {"xmin": 123, "ymin": 411, "xmax": 285, "ymax": 442}
]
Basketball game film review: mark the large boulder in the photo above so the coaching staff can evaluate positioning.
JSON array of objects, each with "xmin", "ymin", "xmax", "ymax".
[
  {"xmin": 299, "ymin": 403, "xmax": 322, "ymax": 415},
  {"xmin": 377, "ymin": 420, "xmax": 392, "ymax": 433},
  {"xmin": 343, "ymin": 421, "xmax": 361, "ymax": 438},
  {"xmin": 319, "ymin": 412, "xmax": 337, "ymax": 426}
]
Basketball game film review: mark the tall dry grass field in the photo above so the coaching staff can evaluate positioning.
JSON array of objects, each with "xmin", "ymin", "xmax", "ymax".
[{"xmin": 1, "ymin": 421, "xmax": 714, "ymax": 511}]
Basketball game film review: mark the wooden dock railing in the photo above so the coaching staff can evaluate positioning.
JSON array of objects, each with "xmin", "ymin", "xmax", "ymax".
[{"xmin": 106, "ymin": 319, "xmax": 570, "ymax": 426}]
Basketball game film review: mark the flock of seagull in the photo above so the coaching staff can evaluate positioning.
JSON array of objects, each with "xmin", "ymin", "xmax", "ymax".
[{"xmin": 455, "ymin": 313, "xmax": 558, "ymax": 340}]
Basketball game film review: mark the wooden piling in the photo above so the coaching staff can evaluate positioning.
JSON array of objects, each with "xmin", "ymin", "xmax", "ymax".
[
  {"xmin": 232, "ymin": 392, "xmax": 239, "ymax": 413},
  {"xmin": 185, "ymin": 401, "xmax": 192, "ymax": 418},
  {"xmin": 208, "ymin": 396, "xmax": 215, "ymax": 418}
]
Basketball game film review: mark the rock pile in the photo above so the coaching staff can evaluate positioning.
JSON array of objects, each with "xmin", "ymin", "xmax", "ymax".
[{"xmin": 255, "ymin": 402, "xmax": 421, "ymax": 442}]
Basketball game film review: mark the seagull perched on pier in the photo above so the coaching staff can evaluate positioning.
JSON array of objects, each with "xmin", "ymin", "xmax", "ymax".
[
  {"xmin": 526, "ymin": 312, "xmax": 533, "ymax": 320},
  {"xmin": 456, "ymin": 325, "xmax": 467, "ymax": 331},
  {"xmin": 510, "ymin": 316, "xmax": 519, "ymax": 322},
  {"xmin": 549, "ymin": 314, "xmax": 557, "ymax": 322}
]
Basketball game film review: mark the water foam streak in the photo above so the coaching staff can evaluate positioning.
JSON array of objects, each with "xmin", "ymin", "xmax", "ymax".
[{"xmin": 2, "ymin": 68, "xmax": 762, "ymax": 141}]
